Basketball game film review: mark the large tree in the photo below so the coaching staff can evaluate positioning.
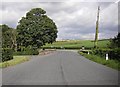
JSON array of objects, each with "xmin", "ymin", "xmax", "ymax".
[{"xmin": 17, "ymin": 8, "xmax": 58, "ymax": 48}]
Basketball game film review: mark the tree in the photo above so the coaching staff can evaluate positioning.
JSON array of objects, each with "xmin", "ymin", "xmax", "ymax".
[
  {"xmin": 110, "ymin": 33, "xmax": 120, "ymax": 48},
  {"xmin": 17, "ymin": 8, "xmax": 58, "ymax": 48},
  {"xmin": 11, "ymin": 29, "xmax": 17, "ymax": 51},
  {"xmin": 1, "ymin": 24, "xmax": 16, "ymax": 49},
  {"xmin": 1, "ymin": 24, "xmax": 16, "ymax": 62}
]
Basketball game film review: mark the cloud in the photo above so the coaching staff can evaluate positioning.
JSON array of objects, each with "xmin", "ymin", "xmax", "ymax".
[{"xmin": 1, "ymin": 2, "xmax": 118, "ymax": 40}]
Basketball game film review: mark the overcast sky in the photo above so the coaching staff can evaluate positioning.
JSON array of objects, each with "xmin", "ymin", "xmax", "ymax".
[{"xmin": 1, "ymin": 1, "xmax": 118, "ymax": 40}]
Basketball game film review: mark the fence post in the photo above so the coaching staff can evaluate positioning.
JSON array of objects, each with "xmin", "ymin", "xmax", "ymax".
[
  {"xmin": 106, "ymin": 53, "xmax": 108, "ymax": 60},
  {"xmin": 88, "ymin": 51, "xmax": 89, "ymax": 54}
]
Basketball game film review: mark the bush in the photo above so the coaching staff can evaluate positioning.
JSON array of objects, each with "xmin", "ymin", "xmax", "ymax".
[
  {"xmin": 92, "ymin": 49, "xmax": 109, "ymax": 57},
  {"xmin": 109, "ymin": 48, "xmax": 120, "ymax": 61},
  {"xmin": 91, "ymin": 48, "xmax": 120, "ymax": 61},
  {"xmin": 13, "ymin": 47, "xmax": 39, "ymax": 55},
  {"xmin": 2, "ymin": 48, "xmax": 13, "ymax": 62}
]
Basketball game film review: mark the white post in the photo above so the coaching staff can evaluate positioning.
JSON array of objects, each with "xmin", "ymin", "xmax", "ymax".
[
  {"xmin": 106, "ymin": 53, "xmax": 108, "ymax": 60},
  {"xmin": 88, "ymin": 51, "xmax": 89, "ymax": 54}
]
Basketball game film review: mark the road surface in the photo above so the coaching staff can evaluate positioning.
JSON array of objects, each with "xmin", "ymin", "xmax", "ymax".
[{"xmin": 2, "ymin": 51, "xmax": 118, "ymax": 85}]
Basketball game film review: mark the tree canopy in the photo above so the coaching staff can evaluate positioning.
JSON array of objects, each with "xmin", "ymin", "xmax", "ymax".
[
  {"xmin": 17, "ymin": 8, "xmax": 58, "ymax": 48},
  {"xmin": 1, "ymin": 24, "xmax": 16, "ymax": 49},
  {"xmin": 111, "ymin": 33, "xmax": 120, "ymax": 48}
]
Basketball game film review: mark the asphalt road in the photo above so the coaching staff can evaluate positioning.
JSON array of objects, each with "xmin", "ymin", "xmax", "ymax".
[{"xmin": 2, "ymin": 51, "xmax": 118, "ymax": 85}]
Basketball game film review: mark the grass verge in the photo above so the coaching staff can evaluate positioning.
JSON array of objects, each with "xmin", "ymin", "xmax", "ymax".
[
  {"xmin": 79, "ymin": 52, "xmax": 120, "ymax": 71},
  {"xmin": 0, "ymin": 56, "xmax": 30, "ymax": 68}
]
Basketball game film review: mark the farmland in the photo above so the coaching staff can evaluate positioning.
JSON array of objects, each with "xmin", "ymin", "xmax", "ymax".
[{"xmin": 43, "ymin": 39, "xmax": 110, "ymax": 49}]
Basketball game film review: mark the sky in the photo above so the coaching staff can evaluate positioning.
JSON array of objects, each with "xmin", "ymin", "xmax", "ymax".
[{"xmin": 1, "ymin": 0, "xmax": 119, "ymax": 40}]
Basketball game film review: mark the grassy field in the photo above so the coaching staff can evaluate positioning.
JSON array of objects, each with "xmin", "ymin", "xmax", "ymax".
[
  {"xmin": 0, "ymin": 56, "xmax": 30, "ymax": 68},
  {"xmin": 43, "ymin": 39, "xmax": 110, "ymax": 49}
]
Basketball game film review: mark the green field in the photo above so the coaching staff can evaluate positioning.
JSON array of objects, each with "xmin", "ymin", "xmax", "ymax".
[{"xmin": 43, "ymin": 39, "xmax": 110, "ymax": 49}]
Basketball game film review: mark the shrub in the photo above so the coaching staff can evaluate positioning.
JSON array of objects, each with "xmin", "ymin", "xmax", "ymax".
[
  {"xmin": 13, "ymin": 47, "xmax": 39, "ymax": 55},
  {"xmin": 109, "ymin": 48, "xmax": 120, "ymax": 61},
  {"xmin": 91, "ymin": 48, "xmax": 120, "ymax": 61},
  {"xmin": 2, "ymin": 48, "xmax": 13, "ymax": 62}
]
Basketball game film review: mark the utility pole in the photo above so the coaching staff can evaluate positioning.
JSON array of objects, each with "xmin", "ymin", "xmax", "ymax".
[{"xmin": 94, "ymin": 6, "xmax": 100, "ymax": 48}]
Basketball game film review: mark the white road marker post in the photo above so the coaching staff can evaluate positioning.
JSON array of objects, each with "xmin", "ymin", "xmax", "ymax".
[
  {"xmin": 106, "ymin": 53, "xmax": 108, "ymax": 60},
  {"xmin": 88, "ymin": 51, "xmax": 89, "ymax": 54}
]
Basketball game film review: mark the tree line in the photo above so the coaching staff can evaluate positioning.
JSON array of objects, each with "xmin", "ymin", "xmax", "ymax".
[{"xmin": 1, "ymin": 8, "xmax": 58, "ymax": 62}]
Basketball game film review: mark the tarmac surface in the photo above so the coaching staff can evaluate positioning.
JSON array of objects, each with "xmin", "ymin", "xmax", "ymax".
[{"xmin": 2, "ymin": 51, "xmax": 118, "ymax": 85}]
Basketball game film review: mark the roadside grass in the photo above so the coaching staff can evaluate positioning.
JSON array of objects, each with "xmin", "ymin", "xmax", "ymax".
[
  {"xmin": 43, "ymin": 39, "xmax": 110, "ymax": 48},
  {"xmin": 79, "ymin": 52, "xmax": 120, "ymax": 70},
  {"xmin": 0, "ymin": 56, "xmax": 30, "ymax": 68}
]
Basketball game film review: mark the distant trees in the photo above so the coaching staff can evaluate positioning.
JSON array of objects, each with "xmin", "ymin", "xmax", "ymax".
[{"xmin": 17, "ymin": 8, "xmax": 58, "ymax": 48}]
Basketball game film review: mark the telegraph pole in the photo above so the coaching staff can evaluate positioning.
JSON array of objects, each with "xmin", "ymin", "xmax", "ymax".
[{"xmin": 94, "ymin": 6, "xmax": 100, "ymax": 48}]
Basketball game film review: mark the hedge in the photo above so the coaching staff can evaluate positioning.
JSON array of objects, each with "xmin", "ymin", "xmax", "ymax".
[
  {"xmin": 108, "ymin": 48, "xmax": 120, "ymax": 61},
  {"xmin": 91, "ymin": 48, "xmax": 120, "ymax": 61},
  {"xmin": 13, "ymin": 47, "xmax": 39, "ymax": 55},
  {"xmin": 2, "ymin": 48, "xmax": 13, "ymax": 62}
]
